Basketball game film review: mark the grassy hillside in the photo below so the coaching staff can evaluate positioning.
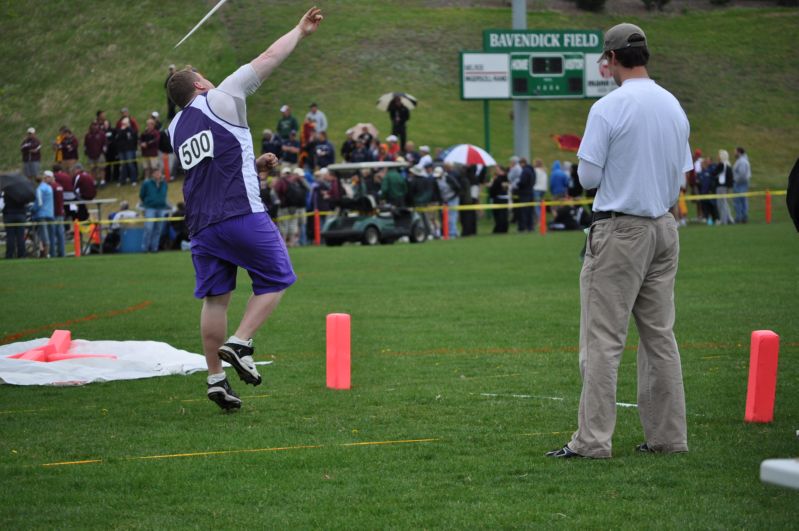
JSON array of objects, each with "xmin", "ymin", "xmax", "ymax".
[{"xmin": 1, "ymin": 1, "xmax": 797, "ymax": 195}]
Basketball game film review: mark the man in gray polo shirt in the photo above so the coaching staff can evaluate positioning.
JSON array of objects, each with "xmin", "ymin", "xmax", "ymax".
[{"xmin": 547, "ymin": 23, "xmax": 693, "ymax": 459}]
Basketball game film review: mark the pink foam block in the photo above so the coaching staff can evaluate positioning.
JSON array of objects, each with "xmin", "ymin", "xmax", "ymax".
[
  {"xmin": 18, "ymin": 349, "xmax": 47, "ymax": 362},
  {"xmin": 47, "ymin": 353, "xmax": 117, "ymax": 362},
  {"xmin": 326, "ymin": 313, "xmax": 351, "ymax": 390},
  {"xmin": 745, "ymin": 330, "xmax": 780, "ymax": 423}
]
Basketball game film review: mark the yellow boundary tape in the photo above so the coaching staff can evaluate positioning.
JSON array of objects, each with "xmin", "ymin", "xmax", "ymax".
[
  {"xmin": 41, "ymin": 437, "xmax": 439, "ymax": 467},
  {"xmin": 2, "ymin": 189, "xmax": 785, "ymax": 228}
]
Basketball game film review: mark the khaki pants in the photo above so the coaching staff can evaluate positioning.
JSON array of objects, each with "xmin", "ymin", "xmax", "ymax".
[{"xmin": 569, "ymin": 213, "xmax": 688, "ymax": 458}]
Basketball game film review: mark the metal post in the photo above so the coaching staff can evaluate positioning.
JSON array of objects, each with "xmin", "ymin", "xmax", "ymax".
[
  {"xmin": 512, "ymin": 0, "xmax": 530, "ymax": 161},
  {"xmin": 483, "ymin": 100, "xmax": 491, "ymax": 152}
]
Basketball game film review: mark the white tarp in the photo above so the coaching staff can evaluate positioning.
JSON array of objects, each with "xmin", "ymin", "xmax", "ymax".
[{"xmin": 0, "ymin": 338, "xmax": 210, "ymax": 386}]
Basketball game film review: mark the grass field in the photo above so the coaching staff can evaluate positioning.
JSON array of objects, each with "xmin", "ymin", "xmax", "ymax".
[
  {"xmin": 1, "ymin": 208, "xmax": 797, "ymax": 528},
  {"xmin": 2, "ymin": 1, "xmax": 798, "ymax": 190}
]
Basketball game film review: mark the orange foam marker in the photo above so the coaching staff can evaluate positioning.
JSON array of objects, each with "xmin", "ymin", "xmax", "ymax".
[
  {"xmin": 326, "ymin": 313, "xmax": 351, "ymax": 390},
  {"xmin": 745, "ymin": 330, "xmax": 780, "ymax": 423},
  {"xmin": 6, "ymin": 330, "xmax": 117, "ymax": 363}
]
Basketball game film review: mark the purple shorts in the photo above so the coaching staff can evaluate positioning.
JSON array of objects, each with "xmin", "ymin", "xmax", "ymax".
[{"xmin": 191, "ymin": 212, "xmax": 296, "ymax": 299}]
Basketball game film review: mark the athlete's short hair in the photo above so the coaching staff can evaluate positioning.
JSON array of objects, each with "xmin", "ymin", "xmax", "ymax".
[{"xmin": 167, "ymin": 68, "xmax": 199, "ymax": 109}]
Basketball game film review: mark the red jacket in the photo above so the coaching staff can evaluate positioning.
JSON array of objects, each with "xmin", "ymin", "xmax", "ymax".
[
  {"xmin": 139, "ymin": 128, "xmax": 161, "ymax": 157},
  {"xmin": 49, "ymin": 181, "xmax": 65, "ymax": 217}
]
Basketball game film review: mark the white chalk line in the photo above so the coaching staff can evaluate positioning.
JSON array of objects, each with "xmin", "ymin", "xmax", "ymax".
[{"xmin": 480, "ymin": 392, "xmax": 638, "ymax": 408}]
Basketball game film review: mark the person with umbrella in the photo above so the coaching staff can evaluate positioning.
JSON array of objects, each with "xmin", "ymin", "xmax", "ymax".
[
  {"xmin": 1, "ymin": 173, "xmax": 35, "ymax": 259},
  {"xmin": 386, "ymin": 94, "xmax": 411, "ymax": 151}
]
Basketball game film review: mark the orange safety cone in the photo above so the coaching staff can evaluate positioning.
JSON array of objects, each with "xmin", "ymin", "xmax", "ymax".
[
  {"xmin": 73, "ymin": 220, "xmax": 81, "ymax": 258},
  {"xmin": 162, "ymin": 154, "xmax": 171, "ymax": 181},
  {"xmin": 765, "ymin": 190, "xmax": 772, "ymax": 224},
  {"xmin": 442, "ymin": 206, "xmax": 449, "ymax": 240},
  {"xmin": 539, "ymin": 200, "xmax": 547, "ymax": 235},
  {"xmin": 745, "ymin": 330, "xmax": 780, "ymax": 423},
  {"xmin": 326, "ymin": 313, "xmax": 351, "ymax": 390}
]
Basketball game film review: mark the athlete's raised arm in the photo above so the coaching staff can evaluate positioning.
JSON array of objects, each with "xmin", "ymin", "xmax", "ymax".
[{"xmin": 250, "ymin": 7, "xmax": 323, "ymax": 82}]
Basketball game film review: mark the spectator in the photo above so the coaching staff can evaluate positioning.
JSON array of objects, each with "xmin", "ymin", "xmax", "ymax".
[
  {"xmin": 158, "ymin": 123, "xmax": 175, "ymax": 180},
  {"xmin": 53, "ymin": 126, "xmax": 67, "ymax": 165},
  {"xmin": 84, "ymin": 121, "xmax": 107, "ymax": 185},
  {"xmin": 53, "ymin": 164, "xmax": 76, "ymax": 219},
  {"xmin": 139, "ymin": 168, "xmax": 169, "ymax": 252},
  {"xmin": 488, "ymin": 166, "xmax": 510, "ymax": 233},
  {"xmin": 507, "ymin": 156, "xmax": 522, "ymax": 191},
  {"xmin": 58, "ymin": 128, "xmax": 79, "ymax": 172},
  {"xmin": 274, "ymin": 166, "xmax": 309, "ymax": 247},
  {"xmin": 403, "ymin": 141, "xmax": 419, "ymax": 167},
  {"xmin": 165, "ymin": 64, "xmax": 177, "ymax": 119},
  {"xmin": 72, "ymin": 163, "xmax": 97, "ymax": 222},
  {"xmin": 169, "ymin": 201, "xmax": 189, "ymax": 249},
  {"xmin": 380, "ymin": 164, "xmax": 407, "ymax": 208},
  {"xmin": 549, "ymin": 160, "xmax": 569, "ymax": 199},
  {"xmin": 387, "ymin": 95, "xmax": 410, "ymax": 149},
  {"xmin": 2, "ymin": 173, "xmax": 35, "ymax": 259},
  {"xmin": 698, "ymin": 157, "xmax": 718, "ymax": 225},
  {"xmin": 20, "ymin": 127, "xmax": 42, "ymax": 179},
  {"xmin": 44, "ymin": 170, "xmax": 65, "ymax": 257},
  {"xmin": 95, "ymin": 110, "xmax": 111, "ymax": 132},
  {"xmin": 515, "ymin": 158, "xmax": 536, "ymax": 232},
  {"xmin": 416, "ymin": 145, "xmax": 432, "ymax": 169},
  {"xmin": 357, "ymin": 125, "xmax": 373, "ymax": 147},
  {"xmin": 139, "ymin": 118, "xmax": 161, "ymax": 180},
  {"xmin": 567, "ymin": 161, "xmax": 583, "ymax": 197},
  {"xmin": 313, "ymin": 131, "xmax": 335, "ymax": 168},
  {"xmin": 116, "ymin": 107, "xmax": 139, "ymax": 133},
  {"xmin": 305, "ymin": 102, "xmax": 327, "ymax": 133},
  {"xmin": 276, "ymin": 104, "xmax": 298, "ymax": 139},
  {"xmin": 32, "ymin": 174, "xmax": 54, "ymax": 258},
  {"xmin": 280, "ymin": 130, "xmax": 300, "ymax": 165},
  {"xmin": 714, "ymin": 149, "xmax": 734, "ymax": 225},
  {"xmin": 407, "ymin": 164, "xmax": 438, "ymax": 237},
  {"xmin": 690, "ymin": 148, "xmax": 703, "ymax": 221},
  {"xmin": 150, "ymin": 111, "xmax": 163, "ymax": 131},
  {"xmin": 349, "ymin": 138, "xmax": 371, "ymax": 163},
  {"xmin": 386, "ymin": 135, "xmax": 401, "ymax": 159},
  {"xmin": 261, "ymin": 129, "xmax": 283, "ymax": 158},
  {"xmin": 115, "ymin": 117, "xmax": 139, "ymax": 186},
  {"xmin": 340, "ymin": 128, "xmax": 356, "ymax": 162},
  {"xmin": 312, "ymin": 167, "xmax": 340, "ymax": 213},
  {"xmin": 103, "ymin": 200, "xmax": 139, "ymax": 253},
  {"xmin": 733, "ymin": 147, "xmax": 751, "ymax": 224},
  {"xmin": 532, "ymin": 158, "xmax": 548, "ymax": 220},
  {"xmin": 457, "ymin": 164, "xmax": 479, "ymax": 237},
  {"xmin": 434, "ymin": 165, "xmax": 461, "ymax": 238}
]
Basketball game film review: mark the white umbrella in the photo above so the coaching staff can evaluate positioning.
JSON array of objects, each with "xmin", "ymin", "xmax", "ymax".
[
  {"xmin": 376, "ymin": 92, "xmax": 418, "ymax": 111},
  {"xmin": 350, "ymin": 123, "xmax": 379, "ymax": 139},
  {"xmin": 443, "ymin": 144, "xmax": 497, "ymax": 167}
]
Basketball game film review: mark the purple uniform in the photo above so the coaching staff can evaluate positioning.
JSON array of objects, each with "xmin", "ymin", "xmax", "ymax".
[{"xmin": 169, "ymin": 65, "xmax": 296, "ymax": 298}]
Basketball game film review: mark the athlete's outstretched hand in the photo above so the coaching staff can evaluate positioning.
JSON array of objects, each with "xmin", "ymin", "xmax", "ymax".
[
  {"xmin": 256, "ymin": 153, "xmax": 279, "ymax": 173},
  {"xmin": 298, "ymin": 6, "xmax": 323, "ymax": 37}
]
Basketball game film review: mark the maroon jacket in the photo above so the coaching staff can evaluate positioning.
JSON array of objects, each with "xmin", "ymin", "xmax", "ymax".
[
  {"xmin": 84, "ymin": 127, "xmax": 107, "ymax": 159},
  {"xmin": 139, "ymin": 128, "xmax": 161, "ymax": 157},
  {"xmin": 21, "ymin": 136, "xmax": 42, "ymax": 162},
  {"xmin": 49, "ymin": 181, "xmax": 65, "ymax": 217},
  {"xmin": 55, "ymin": 170, "xmax": 75, "ymax": 200},
  {"xmin": 60, "ymin": 135, "xmax": 79, "ymax": 160}
]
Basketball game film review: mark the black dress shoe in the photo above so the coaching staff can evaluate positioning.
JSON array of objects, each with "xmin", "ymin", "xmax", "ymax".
[{"xmin": 636, "ymin": 442, "xmax": 655, "ymax": 453}]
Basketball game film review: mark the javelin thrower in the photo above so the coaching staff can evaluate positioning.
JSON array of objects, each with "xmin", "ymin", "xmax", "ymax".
[{"xmin": 167, "ymin": 7, "xmax": 323, "ymax": 411}]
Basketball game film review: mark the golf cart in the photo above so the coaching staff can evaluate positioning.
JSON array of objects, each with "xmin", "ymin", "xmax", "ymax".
[{"xmin": 321, "ymin": 161, "xmax": 429, "ymax": 246}]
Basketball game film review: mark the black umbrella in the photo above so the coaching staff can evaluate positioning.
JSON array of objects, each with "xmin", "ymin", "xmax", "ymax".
[
  {"xmin": 1, "ymin": 173, "xmax": 35, "ymax": 205},
  {"xmin": 786, "ymin": 158, "xmax": 799, "ymax": 232}
]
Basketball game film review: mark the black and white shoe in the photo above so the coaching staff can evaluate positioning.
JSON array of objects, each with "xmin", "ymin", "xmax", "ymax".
[
  {"xmin": 207, "ymin": 377, "xmax": 242, "ymax": 411},
  {"xmin": 218, "ymin": 342, "xmax": 262, "ymax": 386},
  {"xmin": 636, "ymin": 442, "xmax": 656, "ymax": 453},
  {"xmin": 545, "ymin": 444, "xmax": 585, "ymax": 458}
]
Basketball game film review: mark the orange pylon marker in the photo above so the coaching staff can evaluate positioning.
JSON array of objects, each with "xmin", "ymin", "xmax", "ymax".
[
  {"xmin": 326, "ymin": 313, "xmax": 351, "ymax": 390},
  {"xmin": 7, "ymin": 330, "xmax": 117, "ymax": 363},
  {"xmin": 765, "ymin": 190, "xmax": 772, "ymax": 224},
  {"xmin": 744, "ymin": 330, "xmax": 780, "ymax": 423},
  {"xmin": 313, "ymin": 209, "xmax": 321, "ymax": 246},
  {"xmin": 442, "ymin": 206, "xmax": 449, "ymax": 240},
  {"xmin": 539, "ymin": 200, "xmax": 547, "ymax": 235}
]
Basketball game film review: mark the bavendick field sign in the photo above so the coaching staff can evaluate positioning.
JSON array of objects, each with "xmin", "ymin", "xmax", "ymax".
[{"xmin": 460, "ymin": 29, "xmax": 617, "ymax": 100}]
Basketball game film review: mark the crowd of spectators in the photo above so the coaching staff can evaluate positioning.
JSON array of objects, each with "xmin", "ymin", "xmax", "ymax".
[{"xmin": 7, "ymin": 64, "xmax": 754, "ymax": 255}]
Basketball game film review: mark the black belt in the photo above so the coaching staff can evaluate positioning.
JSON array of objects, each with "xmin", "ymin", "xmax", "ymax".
[{"xmin": 592, "ymin": 211, "xmax": 627, "ymax": 223}]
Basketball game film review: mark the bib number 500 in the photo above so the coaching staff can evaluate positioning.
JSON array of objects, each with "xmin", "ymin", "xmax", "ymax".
[{"xmin": 179, "ymin": 130, "xmax": 214, "ymax": 170}]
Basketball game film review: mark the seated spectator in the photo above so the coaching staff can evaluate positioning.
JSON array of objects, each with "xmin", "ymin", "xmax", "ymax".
[
  {"xmin": 103, "ymin": 200, "xmax": 139, "ymax": 253},
  {"xmin": 549, "ymin": 204, "xmax": 591, "ymax": 231},
  {"xmin": 72, "ymin": 163, "xmax": 97, "ymax": 221},
  {"xmin": 379, "ymin": 165, "xmax": 407, "ymax": 208},
  {"xmin": 169, "ymin": 201, "xmax": 190, "ymax": 250}
]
